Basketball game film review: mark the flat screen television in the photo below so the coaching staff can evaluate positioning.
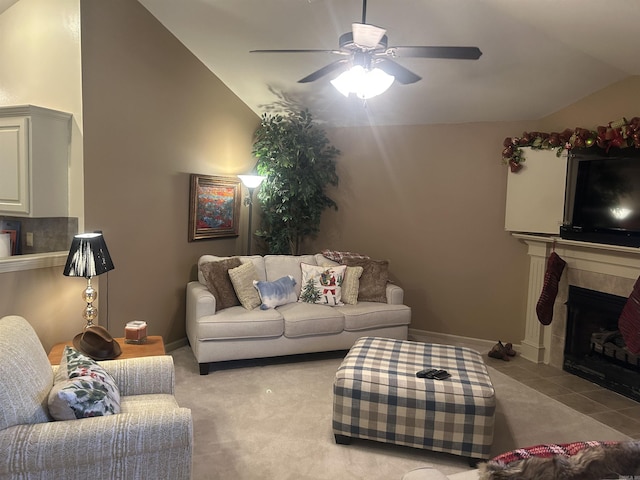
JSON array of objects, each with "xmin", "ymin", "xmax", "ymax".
[{"xmin": 561, "ymin": 147, "xmax": 640, "ymax": 247}]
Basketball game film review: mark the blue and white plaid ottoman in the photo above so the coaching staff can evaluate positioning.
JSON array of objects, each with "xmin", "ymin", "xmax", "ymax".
[{"xmin": 332, "ymin": 337, "xmax": 496, "ymax": 461}]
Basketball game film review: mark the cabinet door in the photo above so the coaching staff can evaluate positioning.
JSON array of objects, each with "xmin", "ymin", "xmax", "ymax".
[
  {"xmin": 505, "ymin": 148, "xmax": 568, "ymax": 234},
  {"xmin": 0, "ymin": 117, "xmax": 29, "ymax": 214}
]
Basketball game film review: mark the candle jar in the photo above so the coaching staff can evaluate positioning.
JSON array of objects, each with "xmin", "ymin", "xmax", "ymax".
[{"xmin": 125, "ymin": 321, "xmax": 148, "ymax": 344}]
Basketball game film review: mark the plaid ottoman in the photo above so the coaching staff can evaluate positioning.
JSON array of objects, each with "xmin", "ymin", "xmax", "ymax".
[{"xmin": 332, "ymin": 337, "xmax": 496, "ymax": 460}]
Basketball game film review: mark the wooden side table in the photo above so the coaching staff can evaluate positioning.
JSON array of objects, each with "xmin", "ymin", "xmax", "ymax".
[{"xmin": 48, "ymin": 335, "xmax": 165, "ymax": 365}]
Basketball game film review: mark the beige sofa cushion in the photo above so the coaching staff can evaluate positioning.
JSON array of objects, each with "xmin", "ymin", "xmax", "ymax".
[
  {"xmin": 264, "ymin": 255, "xmax": 317, "ymax": 297},
  {"xmin": 340, "ymin": 303, "xmax": 411, "ymax": 331},
  {"xmin": 196, "ymin": 307, "xmax": 284, "ymax": 340},
  {"xmin": 278, "ymin": 302, "xmax": 345, "ymax": 338}
]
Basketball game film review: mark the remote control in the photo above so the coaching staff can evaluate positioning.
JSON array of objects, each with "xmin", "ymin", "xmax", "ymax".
[
  {"xmin": 416, "ymin": 368, "xmax": 438, "ymax": 378},
  {"xmin": 433, "ymin": 370, "xmax": 451, "ymax": 380}
]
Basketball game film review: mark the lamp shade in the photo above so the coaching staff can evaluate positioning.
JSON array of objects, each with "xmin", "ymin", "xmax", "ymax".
[
  {"xmin": 63, "ymin": 233, "xmax": 115, "ymax": 278},
  {"xmin": 238, "ymin": 174, "xmax": 265, "ymax": 189}
]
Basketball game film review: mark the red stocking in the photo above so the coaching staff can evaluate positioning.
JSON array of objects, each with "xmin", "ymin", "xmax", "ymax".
[
  {"xmin": 536, "ymin": 252, "xmax": 566, "ymax": 325},
  {"xmin": 618, "ymin": 276, "xmax": 640, "ymax": 355}
]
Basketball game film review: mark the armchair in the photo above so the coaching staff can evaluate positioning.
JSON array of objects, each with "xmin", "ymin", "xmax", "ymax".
[{"xmin": 0, "ymin": 315, "xmax": 193, "ymax": 480}]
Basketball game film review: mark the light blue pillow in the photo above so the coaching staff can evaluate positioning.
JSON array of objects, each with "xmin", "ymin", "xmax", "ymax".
[{"xmin": 253, "ymin": 275, "xmax": 297, "ymax": 310}]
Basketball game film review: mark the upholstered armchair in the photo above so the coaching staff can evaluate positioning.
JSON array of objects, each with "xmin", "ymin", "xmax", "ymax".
[{"xmin": 0, "ymin": 315, "xmax": 193, "ymax": 480}]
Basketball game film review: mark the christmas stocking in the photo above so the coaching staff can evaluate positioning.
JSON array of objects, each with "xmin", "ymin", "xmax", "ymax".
[
  {"xmin": 618, "ymin": 276, "xmax": 640, "ymax": 355},
  {"xmin": 536, "ymin": 252, "xmax": 566, "ymax": 325}
]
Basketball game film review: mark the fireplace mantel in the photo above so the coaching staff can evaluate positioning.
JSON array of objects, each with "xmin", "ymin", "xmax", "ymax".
[{"xmin": 513, "ymin": 233, "xmax": 640, "ymax": 365}]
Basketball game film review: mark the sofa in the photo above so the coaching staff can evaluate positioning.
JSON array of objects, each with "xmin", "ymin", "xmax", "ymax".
[
  {"xmin": 0, "ymin": 315, "xmax": 193, "ymax": 480},
  {"xmin": 186, "ymin": 253, "xmax": 411, "ymax": 374}
]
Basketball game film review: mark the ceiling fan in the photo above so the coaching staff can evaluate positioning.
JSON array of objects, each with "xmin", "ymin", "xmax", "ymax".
[{"xmin": 250, "ymin": 0, "xmax": 482, "ymax": 92}]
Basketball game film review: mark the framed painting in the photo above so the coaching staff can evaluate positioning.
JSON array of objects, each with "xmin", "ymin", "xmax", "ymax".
[{"xmin": 189, "ymin": 174, "xmax": 241, "ymax": 241}]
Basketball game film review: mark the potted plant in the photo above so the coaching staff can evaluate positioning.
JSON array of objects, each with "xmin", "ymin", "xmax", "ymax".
[{"xmin": 252, "ymin": 109, "xmax": 340, "ymax": 254}]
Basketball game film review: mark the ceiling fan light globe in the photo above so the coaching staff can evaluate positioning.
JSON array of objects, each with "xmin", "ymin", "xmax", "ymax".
[{"xmin": 331, "ymin": 65, "xmax": 394, "ymax": 99}]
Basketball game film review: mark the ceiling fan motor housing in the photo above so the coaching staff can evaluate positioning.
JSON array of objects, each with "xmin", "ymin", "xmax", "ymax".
[{"xmin": 339, "ymin": 31, "xmax": 388, "ymax": 51}]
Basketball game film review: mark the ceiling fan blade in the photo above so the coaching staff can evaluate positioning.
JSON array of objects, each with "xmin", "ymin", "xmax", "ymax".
[
  {"xmin": 375, "ymin": 59, "xmax": 421, "ymax": 84},
  {"xmin": 250, "ymin": 49, "xmax": 344, "ymax": 55},
  {"xmin": 298, "ymin": 59, "xmax": 348, "ymax": 83},
  {"xmin": 352, "ymin": 23, "xmax": 386, "ymax": 49},
  {"xmin": 385, "ymin": 46, "xmax": 482, "ymax": 60}
]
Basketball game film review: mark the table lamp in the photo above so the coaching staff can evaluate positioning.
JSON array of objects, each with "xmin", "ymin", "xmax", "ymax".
[{"xmin": 63, "ymin": 232, "xmax": 115, "ymax": 329}]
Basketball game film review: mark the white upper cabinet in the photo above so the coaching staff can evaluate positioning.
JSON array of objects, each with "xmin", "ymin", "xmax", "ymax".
[
  {"xmin": 0, "ymin": 105, "xmax": 72, "ymax": 217},
  {"xmin": 505, "ymin": 147, "xmax": 568, "ymax": 235}
]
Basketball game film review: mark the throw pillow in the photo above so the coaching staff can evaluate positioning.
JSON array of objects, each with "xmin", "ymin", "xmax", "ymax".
[
  {"xmin": 343, "ymin": 258, "xmax": 389, "ymax": 303},
  {"xmin": 478, "ymin": 441, "xmax": 632, "ymax": 480},
  {"xmin": 317, "ymin": 260, "xmax": 363, "ymax": 305},
  {"xmin": 321, "ymin": 249, "xmax": 370, "ymax": 263},
  {"xmin": 299, "ymin": 263, "xmax": 347, "ymax": 306},
  {"xmin": 48, "ymin": 346, "xmax": 121, "ymax": 421},
  {"xmin": 229, "ymin": 261, "xmax": 261, "ymax": 310},
  {"xmin": 200, "ymin": 257, "xmax": 242, "ymax": 311},
  {"xmin": 341, "ymin": 265, "xmax": 364, "ymax": 305},
  {"xmin": 253, "ymin": 275, "xmax": 298, "ymax": 310}
]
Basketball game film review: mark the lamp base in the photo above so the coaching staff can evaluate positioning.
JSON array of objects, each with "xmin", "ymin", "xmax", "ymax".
[{"xmin": 82, "ymin": 278, "xmax": 98, "ymax": 329}]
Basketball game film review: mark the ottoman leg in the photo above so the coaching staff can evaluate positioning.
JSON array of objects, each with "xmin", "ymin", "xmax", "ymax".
[{"xmin": 334, "ymin": 434, "xmax": 352, "ymax": 445}]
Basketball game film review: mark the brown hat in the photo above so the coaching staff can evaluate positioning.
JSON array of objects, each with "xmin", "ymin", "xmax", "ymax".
[{"xmin": 73, "ymin": 325, "xmax": 122, "ymax": 360}]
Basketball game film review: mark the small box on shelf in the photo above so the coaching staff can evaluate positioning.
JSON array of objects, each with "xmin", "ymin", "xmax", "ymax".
[{"xmin": 125, "ymin": 321, "xmax": 148, "ymax": 344}]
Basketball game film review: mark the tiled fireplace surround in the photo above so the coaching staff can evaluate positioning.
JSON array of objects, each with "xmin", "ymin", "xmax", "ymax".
[{"xmin": 515, "ymin": 234, "xmax": 640, "ymax": 369}]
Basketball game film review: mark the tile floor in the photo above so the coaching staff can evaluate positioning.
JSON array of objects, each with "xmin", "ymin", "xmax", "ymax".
[{"xmin": 484, "ymin": 351, "xmax": 640, "ymax": 439}]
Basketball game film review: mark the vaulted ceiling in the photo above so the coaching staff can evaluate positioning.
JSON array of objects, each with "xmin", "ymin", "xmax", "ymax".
[{"xmin": 8, "ymin": 0, "xmax": 640, "ymax": 127}]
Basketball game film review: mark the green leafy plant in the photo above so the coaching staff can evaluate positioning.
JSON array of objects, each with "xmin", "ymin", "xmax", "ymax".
[{"xmin": 252, "ymin": 109, "xmax": 340, "ymax": 254}]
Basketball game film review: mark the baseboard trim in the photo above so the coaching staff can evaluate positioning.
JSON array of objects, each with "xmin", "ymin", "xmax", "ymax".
[
  {"xmin": 163, "ymin": 332, "xmax": 521, "ymax": 356},
  {"xmin": 165, "ymin": 337, "xmax": 188, "ymax": 353},
  {"xmin": 408, "ymin": 328, "xmax": 521, "ymax": 353}
]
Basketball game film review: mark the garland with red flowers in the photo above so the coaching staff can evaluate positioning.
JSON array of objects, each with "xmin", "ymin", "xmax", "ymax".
[{"xmin": 502, "ymin": 117, "xmax": 640, "ymax": 172}]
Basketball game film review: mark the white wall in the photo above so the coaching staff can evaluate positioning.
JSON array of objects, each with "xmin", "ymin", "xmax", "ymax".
[
  {"xmin": 0, "ymin": 0, "xmax": 85, "ymax": 350},
  {"xmin": 0, "ymin": 0, "xmax": 84, "ymax": 227}
]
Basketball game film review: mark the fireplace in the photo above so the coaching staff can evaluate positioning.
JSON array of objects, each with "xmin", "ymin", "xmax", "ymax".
[
  {"xmin": 514, "ymin": 234, "xmax": 640, "ymax": 398},
  {"xmin": 564, "ymin": 285, "xmax": 640, "ymax": 402}
]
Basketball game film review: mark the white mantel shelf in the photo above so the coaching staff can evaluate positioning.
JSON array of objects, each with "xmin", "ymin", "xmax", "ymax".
[
  {"xmin": 513, "ymin": 233, "xmax": 640, "ymax": 364},
  {"xmin": 513, "ymin": 233, "xmax": 640, "ymax": 256}
]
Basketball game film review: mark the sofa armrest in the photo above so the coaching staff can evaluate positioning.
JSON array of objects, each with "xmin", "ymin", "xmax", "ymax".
[
  {"xmin": 386, "ymin": 283, "xmax": 405, "ymax": 305},
  {"xmin": 186, "ymin": 281, "xmax": 216, "ymax": 319},
  {"xmin": 98, "ymin": 355, "xmax": 175, "ymax": 396},
  {"xmin": 0, "ymin": 408, "xmax": 192, "ymax": 477}
]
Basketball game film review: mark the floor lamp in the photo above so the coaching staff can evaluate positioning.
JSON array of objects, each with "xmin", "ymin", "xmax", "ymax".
[{"xmin": 238, "ymin": 174, "xmax": 265, "ymax": 255}]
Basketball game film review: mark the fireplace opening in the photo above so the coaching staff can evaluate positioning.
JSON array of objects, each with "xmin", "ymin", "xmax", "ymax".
[{"xmin": 564, "ymin": 285, "xmax": 640, "ymax": 402}]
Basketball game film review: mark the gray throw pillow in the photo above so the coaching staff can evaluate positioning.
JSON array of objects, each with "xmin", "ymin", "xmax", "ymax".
[
  {"xmin": 343, "ymin": 258, "xmax": 389, "ymax": 303},
  {"xmin": 200, "ymin": 257, "xmax": 242, "ymax": 311}
]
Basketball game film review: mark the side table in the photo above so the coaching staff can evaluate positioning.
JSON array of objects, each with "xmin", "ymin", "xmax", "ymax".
[{"xmin": 48, "ymin": 335, "xmax": 165, "ymax": 365}]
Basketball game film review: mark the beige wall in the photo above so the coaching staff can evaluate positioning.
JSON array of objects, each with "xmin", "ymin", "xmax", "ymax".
[
  {"xmin": 308, "ymin": 76, "xmax": 640, "ymax": 344},
  {"xmin": 311, "ymin": 121, "xmax": 538, "ymax": 343},
  {"xmin": 80, "ymin": 0, "xmax": 260, "ymax": 345},
  {"xmin": 540, "ymin": 76, "xmax": 640, "ymax": 132}
]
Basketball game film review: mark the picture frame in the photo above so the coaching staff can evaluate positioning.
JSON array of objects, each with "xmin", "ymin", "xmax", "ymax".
[{"xmin": 189, "ymin": 174, "xmax": 241, "ymax": 241}]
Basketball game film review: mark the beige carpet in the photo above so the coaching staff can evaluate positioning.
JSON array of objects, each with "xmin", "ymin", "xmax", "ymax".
[{"xmin": 170, "ymin": 346, "xmax": 631, "ymax": 480}]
